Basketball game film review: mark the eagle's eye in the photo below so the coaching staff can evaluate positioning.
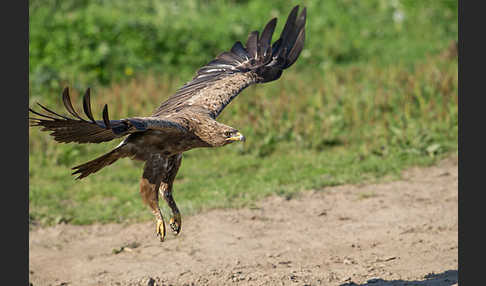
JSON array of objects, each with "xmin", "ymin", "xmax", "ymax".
[{"xmin": 224, "ymin": 131, "xmax": 233, "ymax": 137}]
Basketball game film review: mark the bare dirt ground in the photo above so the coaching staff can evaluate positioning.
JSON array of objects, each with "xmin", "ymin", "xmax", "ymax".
[{"xmin": 29, "ymin": 156, "xmax": 458, "ymax": 286}]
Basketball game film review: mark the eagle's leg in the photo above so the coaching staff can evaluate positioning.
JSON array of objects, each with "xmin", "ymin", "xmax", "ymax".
[
  {"xmin": 140, "ymin": 155, "xmax": 167, "ymax": 242},
  {"xmin": 163, "ymin": 187, "xmax": 181, "ymax": 234},
  {"xmin": 140, "ymin": 178, "xmax": 165, "ymax": 241},
  {"xmin": 160, "ymin": 153, "xmax": 183, "ymax": 235}
]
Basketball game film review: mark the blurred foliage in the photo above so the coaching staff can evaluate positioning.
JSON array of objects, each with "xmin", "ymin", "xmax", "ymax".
[{"xmin": 29, "ymin": 0, "xmax": 457, "ymax": 98}]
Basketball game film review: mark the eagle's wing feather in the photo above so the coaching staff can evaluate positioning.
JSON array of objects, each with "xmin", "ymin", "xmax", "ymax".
[
  {"xmin": 153, "ymin": 5, "xmax": 306, "ymax": 119},
  {"xmin": 29, "ymin": 87, "xmax": 187, "ymax": 144}
]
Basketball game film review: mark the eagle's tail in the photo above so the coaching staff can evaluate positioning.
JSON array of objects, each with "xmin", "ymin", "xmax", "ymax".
[{"xmin": 71, "ymin": 145, "xmax": 128, "ymax": 180}]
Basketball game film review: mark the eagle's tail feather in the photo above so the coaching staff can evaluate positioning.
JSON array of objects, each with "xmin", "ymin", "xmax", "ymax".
[{"xmin": 71, "ymin": 146, "xmax": 127, "ymax": 180}]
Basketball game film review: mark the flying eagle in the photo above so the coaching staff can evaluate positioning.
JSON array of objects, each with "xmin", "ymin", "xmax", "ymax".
[{"xmin": 29, "ymin": 5, "xmax": 307, "ymax": 241}]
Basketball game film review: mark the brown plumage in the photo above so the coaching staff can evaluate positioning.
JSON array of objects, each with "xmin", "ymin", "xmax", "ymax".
[{"xmin": 29, "ymin": 5, "xmax": 307, "ymax": 241}]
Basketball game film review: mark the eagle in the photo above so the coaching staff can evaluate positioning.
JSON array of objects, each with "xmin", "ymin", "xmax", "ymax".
[{"xmin": 29, "ymin": 5, "xmax": 307, "ymax": 242}]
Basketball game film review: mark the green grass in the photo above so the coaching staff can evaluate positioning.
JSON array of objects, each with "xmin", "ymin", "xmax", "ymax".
[
  {"xmin": 29, "ymin": 0, "xmax": 457, "ymax": 98},
  {"xmin": 29, "ymin": 0, "xmax": 458, "ymax": 227},
  {"xmin": 29, "ymin": 52, "xmax": 458, "ymax": 226},
  {"xmin": 30, "ymin": 143, "xmax": 454, "ymax": 226}
]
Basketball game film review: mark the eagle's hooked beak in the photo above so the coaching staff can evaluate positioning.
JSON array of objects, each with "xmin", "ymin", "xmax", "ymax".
[{"xmin": 226, "ymin": 132, "xmax": 246, "ymax": 142}]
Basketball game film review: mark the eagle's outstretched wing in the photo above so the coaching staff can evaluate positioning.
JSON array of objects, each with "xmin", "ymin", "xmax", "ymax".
[
  {"xmin": 29, "ymin": 87, "xmax": 188, "ymax": 144},
  {"xmin": 153, "ymin": 5, "xmax": 307, "ymax": 119}
]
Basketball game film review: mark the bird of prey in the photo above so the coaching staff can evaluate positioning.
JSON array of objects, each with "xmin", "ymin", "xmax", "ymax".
[{"xmin": 29, "ymin": 5, "xmax": 307, "ymax": 242}]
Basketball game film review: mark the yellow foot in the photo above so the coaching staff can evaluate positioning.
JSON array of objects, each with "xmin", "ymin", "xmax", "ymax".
[
  {"xmin": 156, "ymin": 219, "xmax": 166, "ymax": 242},
  {"xmin": 169, "ymin": 214, "xmax": 181, "ymax": 235}
]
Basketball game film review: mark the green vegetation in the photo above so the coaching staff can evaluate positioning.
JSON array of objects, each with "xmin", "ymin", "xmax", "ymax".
[
  {"xmin": 29, "ymin": 0, "xmax": 458, "ymax": 226},
  {"xmin": 29, "ymin": 0, "xmax": 457, "ymax": 98}
]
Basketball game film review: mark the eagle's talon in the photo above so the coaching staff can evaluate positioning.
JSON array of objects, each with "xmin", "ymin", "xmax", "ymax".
[
  {"xmin": 169, "ymin": 214, "xmax": 181, "ymax": 235},
  {"xmin": 156, "ymin": 219, "xmax": 166, "ymax": 242}
]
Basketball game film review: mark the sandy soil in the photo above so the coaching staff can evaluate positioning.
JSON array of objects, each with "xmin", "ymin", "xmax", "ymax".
[{"xmin": 29, "ymin": 156, "xmax": 458, "ymax": 286}]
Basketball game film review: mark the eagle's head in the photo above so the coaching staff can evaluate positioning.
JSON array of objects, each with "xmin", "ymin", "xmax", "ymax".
[
  {"xmin": 223, "ymin": 129, "xmax": 246, "ymax": 145},
  {"xmin": 197, "ymin": 120, "xmax": 246, "ymax": 147}
]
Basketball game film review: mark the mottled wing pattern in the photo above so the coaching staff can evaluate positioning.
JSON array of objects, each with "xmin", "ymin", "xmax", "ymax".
[
  {"xmin": 153, "ymin": 5, "xmax": 307, "ymax": 119},
  {"xmin": 29, "ymin": 87, "xmax": 188, "ymax": 144}
]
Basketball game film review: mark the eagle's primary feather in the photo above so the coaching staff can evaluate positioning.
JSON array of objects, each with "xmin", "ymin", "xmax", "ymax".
[
  {"xmin": 153, "ymin": 5, "xmax": 306, "ymax": 118},
  {"xmin": 29, "ymin": 5, "xmax": 307, "ymax": 242}
]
